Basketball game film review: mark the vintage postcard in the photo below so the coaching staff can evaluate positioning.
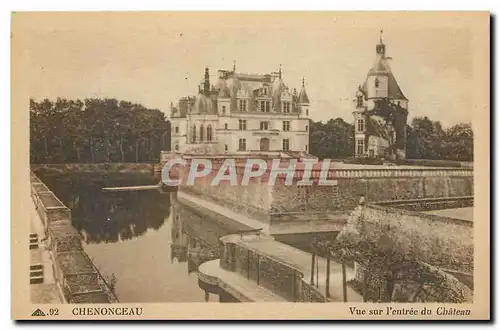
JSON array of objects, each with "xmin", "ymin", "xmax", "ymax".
[{"xmin": 11, "ymin": 11, "xmax": 490, "ymax": 320}]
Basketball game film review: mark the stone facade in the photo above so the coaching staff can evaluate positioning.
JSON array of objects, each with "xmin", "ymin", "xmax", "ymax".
[{"xmin": 170, "ymin": 67, "xmax": 310, "ymax": 155}]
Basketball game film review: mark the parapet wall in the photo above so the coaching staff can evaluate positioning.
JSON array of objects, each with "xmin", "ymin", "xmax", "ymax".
[
  {"xmin": 219, "ymin": 235, "xmax": 326, "ymax": 302},
  {"xmin": 30, "ymin": 171, "xmax": 117, "ymax": 303},
  {"xmin": 167, "ymin": 154, "xmax": 473, "ymax": 220}
]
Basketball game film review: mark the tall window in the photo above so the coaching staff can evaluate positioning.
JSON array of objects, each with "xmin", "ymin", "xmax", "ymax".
[
  {"xmin": 225, "ymin": 144, "xmax": 228, "ymax": 151},
  {"xmin": 199, "ymin": 124, "xmax": 205, "ymax": 141},
  {"xmin": 260, "ymin": 121, "xmax": 269, "ymax": 130},
  {"xmin": 207, "ymin": 125, "xmax": 213, "ymax": 141},
  {"xmin": 282, "ymin": 139, "xmax": 290, "ymax": 151},
  {"xmin": 283, "ymin": 102, "xmax": 291, "ymax": 113},
  {"xmin": 357, "ymin": 119, "xmax": 365, "ymax": 132},
  {"xmin": 222, "ymin": 105, "xmax": 226, "ymax": 114},
  {"xmin": 356, "ymin": 139, "xmax": 365, "ymax": 156},
  {"xmin": 305, "ymin": 145, "xmax": 308, "ymax": 152},
  {"xmin": 260, "ymin": 100, "xmax": 270, "ymax": 112},
  {"xmin": 239, "ymin": 119, "xmax": 247, "ymax": 130},
  {"xmin": 375, "ymin": 78, "xmax": 380, "ymax": 88},
  {"xmin": 191, "ymin": 125, "xmax": 196, "ymax": 142},
  {"xmin": 306, "ymin": 109, "xmax": 309, "ymax": 116},
  {"xmin": 175, "ymin": 126, "xmax": 179, "ymax": 133},
  {"xmin": 356, "ymin": 95, "xmax": 363, "ymax": 108},
  {"xmin": 305, "ymin": 125, "xmax": 308, "ymax": 132},
  {"xmin": 239, "ymin": 100, "xmax": 247, "ymax": 111},
  {"xmin": 238, "ymin": 138, "xmax": 246, "ymax": 151},
  {"xmin": 282, "ymin": 121, "xmax": 290, "ymax": 131},
  {"xmin": 224, "ymin": 123, "xmax": 228, "ymax": 130}
]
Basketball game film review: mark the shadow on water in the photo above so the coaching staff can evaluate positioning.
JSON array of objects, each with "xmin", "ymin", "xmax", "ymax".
[{"xmin": 35, "ymin": 170, "xmax": 170, "ymax": 244}]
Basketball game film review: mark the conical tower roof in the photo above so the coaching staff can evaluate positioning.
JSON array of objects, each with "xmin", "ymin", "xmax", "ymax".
[{"xmin": 298, "ymin": 77, "xmax": 310, "ymax": 104}]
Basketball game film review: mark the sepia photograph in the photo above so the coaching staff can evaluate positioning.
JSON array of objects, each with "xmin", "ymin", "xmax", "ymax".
[{"xmin": 11, "ymin": 11, "xmax": 490, "ymax": 320}]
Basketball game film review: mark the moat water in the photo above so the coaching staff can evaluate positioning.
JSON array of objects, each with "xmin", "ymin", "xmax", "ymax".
[{"xmin": 36, "ymin": 171, "xmax": 247, "ymax": 302}]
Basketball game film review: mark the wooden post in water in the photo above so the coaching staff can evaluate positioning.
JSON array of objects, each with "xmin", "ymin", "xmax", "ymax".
[
  {"xmin": 316, "ymin": 256, "xmax": 319, "ymax": 289},
  {"xmin": 342, "ymin": 262, "xmax": 348, "ymax": 302},
  {"xmin": 310, "ymin": 252, "xmax": 315, "ymax": 286},
  {"xmin": 325, "ymin": 257, "xmax": 331, "ymax": 298}
]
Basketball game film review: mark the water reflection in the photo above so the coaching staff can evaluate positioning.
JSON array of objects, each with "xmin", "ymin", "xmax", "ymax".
[
  {"xmin": 34, "ymin": 171, "xmax": 248, "ymax": 302},
  {"xmin": 36, "ymin": 172, "xmax": 170, "ymax": 243}
]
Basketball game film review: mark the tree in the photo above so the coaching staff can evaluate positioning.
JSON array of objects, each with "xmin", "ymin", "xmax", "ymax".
[
  {"xmin": 309, "ymin": 118, "xmax": 354, "ymax": 159},
  {"xmin": 29, "ymin": 98, "xmax": 171, "ymax": 164}
]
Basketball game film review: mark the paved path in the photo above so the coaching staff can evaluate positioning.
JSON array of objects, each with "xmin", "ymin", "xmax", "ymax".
[
  {"xmin": 178, "ymin": 191, "xmax": 271, "ymax": 233},
  {"xmin": 28, "ymin": 181, "xmax": 62, "ymax": 304},
  {"xmin": 423, "ymin": 207, "xmax": 474, "ymax": 221},
  {"xmin": 199, "ymin": 259, "xmax": 287, "ymax": 302}
]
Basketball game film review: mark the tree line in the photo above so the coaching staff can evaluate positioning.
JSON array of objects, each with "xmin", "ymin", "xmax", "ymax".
[
  {"xmin": 309, "ymin": 117, "xmax": 473, "ymax": 161},
  {"xmin": 30, "ymin": 98, "xmax": 171, "ymax": 164}
]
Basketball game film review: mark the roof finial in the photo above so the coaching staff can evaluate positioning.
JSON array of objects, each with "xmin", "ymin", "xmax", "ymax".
[
  {"xmin": 302, "ymin": 77, "xmax": 305, "ymax": 87},
  {"xmin": 278, "ymin": 64, "xmax": 282, "ymax": 79},
  {"xmin": 380, "ymin": 29, "xmax": 384, "ymax": 44},
  {"xmin": 233, "ymin": 60, "xmax": 236, "ymax": 72}
]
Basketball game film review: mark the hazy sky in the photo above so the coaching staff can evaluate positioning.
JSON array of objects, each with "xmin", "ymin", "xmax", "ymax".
[{"xmin": 14, "ymin": 13, "xmax": 475, "ymax": 127}]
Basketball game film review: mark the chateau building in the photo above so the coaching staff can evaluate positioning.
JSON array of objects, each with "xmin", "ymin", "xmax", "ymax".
[
  {"xmin": 353, "ymin": 32, "xmax": 409, "ymax": 159},
  {"xmin": 170, "ymin": 65, "xmax": 311, "ymax": 156}
]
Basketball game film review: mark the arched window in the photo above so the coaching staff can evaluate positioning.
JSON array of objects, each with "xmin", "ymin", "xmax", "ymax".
[
  {"xmin": 375, "ymin": 78, "xmax": 380, "ymax": 88},
  {"xmin": 207, "ymin": 125, "xmax": 213, "ymax": 141},
  {"xmin": 199, "ymin": 124, "xmax": 205, "ymax": 142},
  {"xmin": 191, "ymin": 125, "xmax": 196, "ymax": 142}
]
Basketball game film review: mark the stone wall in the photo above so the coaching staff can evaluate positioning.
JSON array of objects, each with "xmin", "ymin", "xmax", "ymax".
[
  {"xmin": 65, "ymin": 272, "xmax": 100, "ymax": 293},
  {"xmin": 301, "ymin": 281, "xmax": 327, "ymax": 302},
  {"xmin": 218, "ymin": 234, "xmax": 324, "ymax": 302},
  {"xmin": 172, "ymin": 155, "xmax": 473, "ymax": 221},
  {"xmin": 361, "ymin": 204, "xmax": 473, "ymax": 273},
  {"xmin": 30, "ymin": 171, "xmax": 115, "ymax": 303}
]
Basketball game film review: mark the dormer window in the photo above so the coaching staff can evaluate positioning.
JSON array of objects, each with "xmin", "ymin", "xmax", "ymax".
[
  {"xmin": 356, "ymin": 95, "xmax": 363, "ymax": 108},
  {"xmin": 283, "ymin": 102, "xmax": 291, "ymax": 113},
  {"xmin": 375, "ymin": 78, "xmax": 380, "ymax": 88},
  {"xmin": 239, "ymin": 100, "xmax": 247, "ymax": 111}
]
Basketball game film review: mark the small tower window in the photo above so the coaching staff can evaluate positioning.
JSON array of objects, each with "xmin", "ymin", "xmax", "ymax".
[
  {"xmin": 375, "ymin": 78, "xmax": 380, "ymax": 88},
  {"xmin": 356, "ymin": 95, "xmax": 363, "ymax": 108},
  {"xmin": 357, "ymin": 119, "xmax": 365, "ymax": 132},
  {"xmin": 222, "ymin": 105, "xmax": 226, "ymax": 114},
  {"xmin": 224, "ymin": 123, "xmax": 228, "ymax": 130},
  {"xmin": 175, "ymin": 126, "xmax": 179, "ymax": 133},
  {"xmin": 225, "ymin": 144, "xmax": 228, "ymax": 151},
  {"xmin": 306, "ymin": 109, "xmax": 309, "ymax": 116}
]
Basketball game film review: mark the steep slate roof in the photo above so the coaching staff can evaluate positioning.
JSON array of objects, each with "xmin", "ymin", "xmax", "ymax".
[
  {"xmin": 298, "ymin": 86, "xmax": 310, "ymax": 104},
  {"xmin": 361, "ymin": 54, "xmax": 408, "ymax": 101}
]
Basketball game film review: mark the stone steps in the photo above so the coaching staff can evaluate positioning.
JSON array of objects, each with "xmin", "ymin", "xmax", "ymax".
[
  {"xmin": 30, "ymin": 263, "xmax": 44, "ymax": 284},
  {"xmin": 29, "ymin": 233, "xmax": 39, "ymax": 250}
]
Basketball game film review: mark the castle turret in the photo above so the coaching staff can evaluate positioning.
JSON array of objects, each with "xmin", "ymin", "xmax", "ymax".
[{"xmin": 353, "ymin": 31, "xmax": 409, "ymax": 159}]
